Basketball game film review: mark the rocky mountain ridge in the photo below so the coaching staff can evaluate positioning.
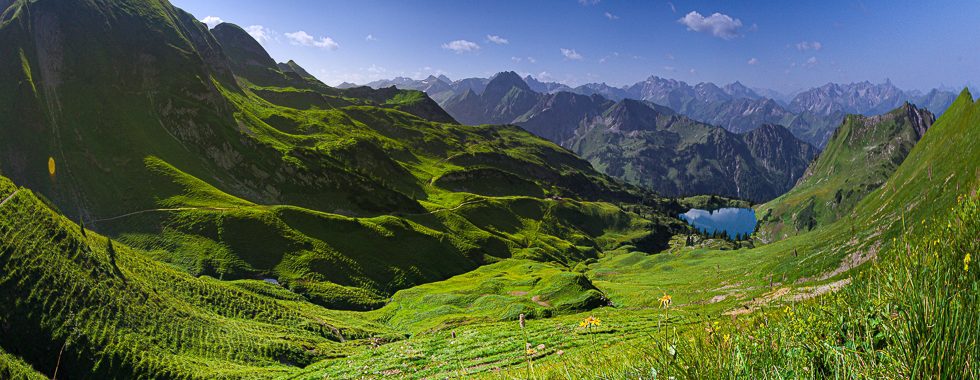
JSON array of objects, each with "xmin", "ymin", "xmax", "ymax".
[{"xmin": 357, "ymin": 74, "xmax": 956, "ymax": 147}]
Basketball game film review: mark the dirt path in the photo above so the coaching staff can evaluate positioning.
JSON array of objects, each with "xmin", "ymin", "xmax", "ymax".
[
  {"xmin": 0, "ymin": 189, "xmax": 20, "ymax": 208},
  {"xmin": 92, "ymin": 206, "xmax": 237, "ymax": 223},
  {"xmin": 92, "ymin": 196, "xmax": 489, "ymax": 224}
]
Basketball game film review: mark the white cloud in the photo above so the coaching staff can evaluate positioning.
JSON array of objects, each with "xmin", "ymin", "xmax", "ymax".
[
  {"xmin": 678, "ymin": 11, "xmax": 744, "ymax": 40},
  {"xmin": 690, "ymin": 68, "xmax": 697, "ymax": 74},
  {"xmin": 747, "ymin": 57, "xmax": 759, "ymax": 65},
  {"xmin": 667, "ymin": 2, "xmax": 677, "ymax": 13},
  {"xmin": 599, "ymin": 52, "xmax": 620, "ymax": 64},
  {"xmin": 796, "ymin": 41, "xmax": 823, "ymax": 51},
  {"xmin": 245, "ymin": 25, "xmax": 274, "ymax": 44},
  {"xmin": 511, "ymin": 56, "xmax": 522, "ymax": 63},
  {"xmin": 486, "ymin": 34, "xmax": 509, "ymax": 45},
  {"xmin": 365, "ymin": 34, "xmax": 378, "ymax": 42},
  {"xmin": 527, "ymin": 56, "xmax": 537, "ymax": 64},
  {"xmin": 805, "ymin": 56, "xmax": 819, "ymax": 68},
  {"xmin": 604, "ymin": 12, "xmax": 619, "ymax": 20},
  {"xmin": 561, "ymin": 48, "xmax": 583, "ymax": 60},
  {"xmin": 200, "ymin": 16, "xmax": 223, "ymax": 29},
  {"xmin": 664, "ymin": 66, "xmax": 676, "ymax": 72},
  {"xmin": 441, "ymin": 39, "xmax": 480, "ymax": 53},
  {"xmin": 285, "ymin": 31, "xmax": 339, "ymax": 50},
  {"xmin": 578, "ymin": 0, "xmax": 600, "ymax": 5}
]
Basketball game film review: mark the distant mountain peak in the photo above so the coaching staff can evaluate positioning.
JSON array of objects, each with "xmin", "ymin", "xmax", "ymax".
[{"xmin": 483, "ymin": 71, "xmax": 531, "ymax": 97}]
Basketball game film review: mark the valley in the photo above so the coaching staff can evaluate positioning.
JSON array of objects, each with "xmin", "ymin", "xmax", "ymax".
[{"xmin": 0, "ymin": 0, "xmax": 977, "ymax": 379}]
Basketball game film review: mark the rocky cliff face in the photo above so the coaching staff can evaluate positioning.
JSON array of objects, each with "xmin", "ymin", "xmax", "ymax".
[
  {"xmin": 789, "ymin": 81, "xmax": 907, "ymax": 116},
  {"xmin": 440, "ymin": 73, "xmax": 818, "ymax": 202},
  {"xmin": 570, "ymin": 104, "xmax": 816, "ymax": 202},
  {"xmin": 742, "ymin": 124, "xmax": 819, "ymax": 189},
  {"xmin": 363, "ymin": 70, "xmax": 957, "ymax": 148}
]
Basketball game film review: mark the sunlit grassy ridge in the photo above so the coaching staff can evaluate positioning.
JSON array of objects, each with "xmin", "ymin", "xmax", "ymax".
[
  {"xmin": 0, "ymin": 347, "xmax": 45, "ymax": 380},
  {"xmin": 0, "ymin": 176, "xmax": 400, "ymax": 379},
  {"xmin": 0, "ymin": 0, "xmax": 691, "ymax": 313},
  {"xmin": 757, "ymin": 103, "xmax": 934, "ymax": 240}
]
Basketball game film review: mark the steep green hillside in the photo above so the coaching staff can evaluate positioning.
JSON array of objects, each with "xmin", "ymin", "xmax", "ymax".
[
  {"xmin": 758, "ymin": 103, "xmax": 934, "ymax": 240},
  {"xmin": 0, "ymin": 348, "xmax": 45, "ymax": 380},
  {"xmin": 0, "ymin": 176, "xmax": 397, "ymax": 379},
  {"xmin": 0, "ymin": 0, "xmax": 686, "ymax": 314},
  {"xmin": 516, "ymin": 88, "xmax": 979, "ymax": 379}
]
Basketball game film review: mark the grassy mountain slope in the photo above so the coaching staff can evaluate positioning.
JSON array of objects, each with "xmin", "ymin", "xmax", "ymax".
[
  {"xmin": 0, "ymin": 176, "xmax": 398, "ymax": 379},
  {"xmin": 0, "ymin": 0, "xmax": 691, "ymax": 315},
  {"xmin": 519, "ymin": 88, "xmax": 979, "ymax": 379},
  {"xmin": 758, "ymin": 103, "xmax": 935, "ymax": 240},
  {"xmin": 291, "ymin": 89, "xmax": 979, "ymax": 378},
  {"xmin": 1, "ymin": 0, "xmax": 976, "ymax": 378}
]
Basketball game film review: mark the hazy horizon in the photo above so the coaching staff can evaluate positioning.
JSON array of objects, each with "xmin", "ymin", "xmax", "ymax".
[{"xmin": 173, "ymin": 0, "xmax": 979, "ymax": 93}]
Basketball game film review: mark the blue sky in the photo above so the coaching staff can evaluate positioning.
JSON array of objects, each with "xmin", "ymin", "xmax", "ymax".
[{"xmin": 173, "ymin": 0, "xmax": 979, "ymax": 93}]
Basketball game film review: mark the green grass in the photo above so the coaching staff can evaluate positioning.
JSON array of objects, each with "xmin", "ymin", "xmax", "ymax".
[
  {"xmin": 0, "ymin": 347, "xmax": 45, "ymax": 380},
  {"xmin": 281, "ymin": 90, "xmax": 980, "ymax": 378},
  {"xmin": 502, "ymin": 186, "xmax": 978, "ymax": 379},
  {"xmin": 1, "ymin": 0, "xmax": 977, "ymax": 377},
  {"xmin": 757, "ymin": 104, "xmax": 933, "ymax": 240},
  {"xmin": 0, "ymin": 177, "xmax": 397, "ymax": 379}
]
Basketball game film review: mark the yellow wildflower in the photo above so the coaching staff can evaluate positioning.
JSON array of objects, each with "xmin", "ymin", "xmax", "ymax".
[
  {"xmin": 579, "ymin": 315, "xmax": 601, "ymax": 328},
  {"xmin": 526, "ymin": 348, "xmax": 537, "ymax": 356},
  {"xmin": 965, "ymin": 253, "xmax": 971, "ymax": 272},
  {"xmin": 659, "ymin": 293, "xmax": 672, "ymax": 309},
  {"xmin": 48, "ymin": 157, "xmax": 56, "ymax": 176}
]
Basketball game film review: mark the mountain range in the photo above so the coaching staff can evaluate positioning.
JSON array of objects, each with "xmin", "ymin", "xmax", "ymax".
[
  {"xmin": 358, "ymin": 74, "xmax": 957, "ymax": 148},
  {"xmin": 436, "ymin": 71, "xmax": 818, "ymax": 202},
  {"xmin": 2, "ymin": 0, "xmax": 979, "ymax": 378}
]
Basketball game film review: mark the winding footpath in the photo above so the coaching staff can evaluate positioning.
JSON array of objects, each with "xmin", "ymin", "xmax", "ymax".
[
  {"xmin": 91, "ymin": 197, "xmax": 493, "ymax": 224},
  {"xmin": 92, "ymin": 206, "xmax": 235, "ymax": 223},
  {"xmin": 0, "ymin": 189, "xmax": 19, "ymax": 209}
]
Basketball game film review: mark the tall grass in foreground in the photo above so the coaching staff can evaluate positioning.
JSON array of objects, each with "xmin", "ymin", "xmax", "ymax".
[{"xmin": 501, "ymin": 191, "xmax": 979, "ymax": 379}]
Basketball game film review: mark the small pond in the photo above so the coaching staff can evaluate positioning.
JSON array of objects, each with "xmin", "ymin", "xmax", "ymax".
[{"xmin": 679, "ymin": 208, "xmax": 757, "ymax": 238}]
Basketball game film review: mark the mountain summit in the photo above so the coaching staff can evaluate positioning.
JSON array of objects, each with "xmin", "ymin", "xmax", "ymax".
[{"xmin": 441, "ymin": 73, "xmax": 817, "ymax": 201}]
